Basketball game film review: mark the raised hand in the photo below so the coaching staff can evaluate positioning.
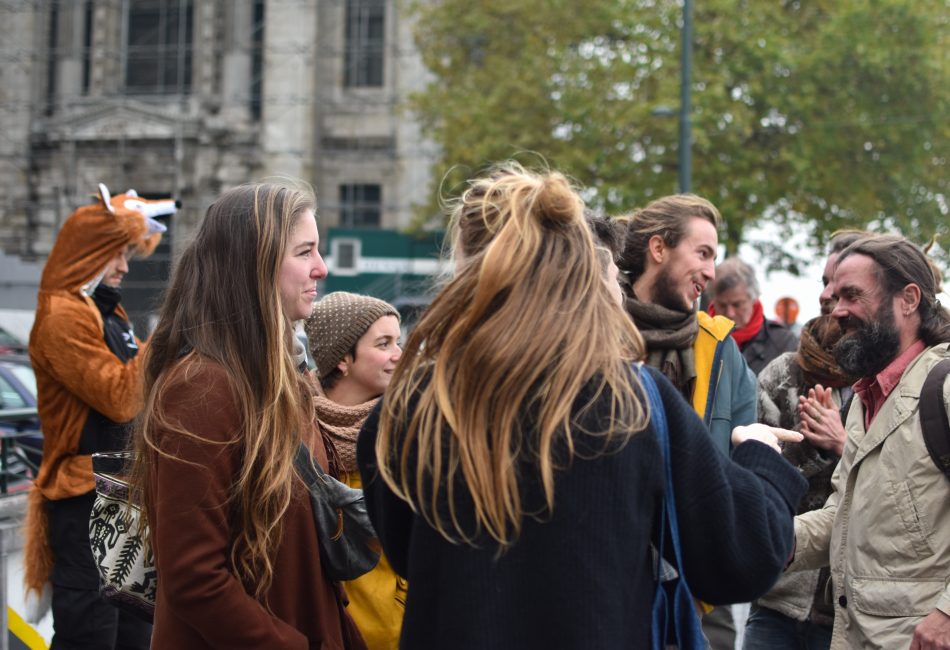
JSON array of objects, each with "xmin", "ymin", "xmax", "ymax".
[{"xmin": 798, "ymin": 384, "xmax": 846, "ymax": 456}]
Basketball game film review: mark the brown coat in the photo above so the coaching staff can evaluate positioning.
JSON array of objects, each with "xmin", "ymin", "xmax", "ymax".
[{"xmin": 147, "ymin": 358, "xmax": 365, "ymax": 649}]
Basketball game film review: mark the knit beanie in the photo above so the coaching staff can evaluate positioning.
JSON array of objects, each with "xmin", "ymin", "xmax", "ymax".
[{"xmin": 305, "ymin": 292, "xmax": 400, "ymax": 379}]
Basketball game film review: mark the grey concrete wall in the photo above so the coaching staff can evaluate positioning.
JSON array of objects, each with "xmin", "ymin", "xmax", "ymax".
[
  {"xmin": 0, "ymin": 0, "xmax": 437, "ymax": 264},
  {"xmin": 0, "ymin": 252, "xmax": 42, "ymax": 313}
]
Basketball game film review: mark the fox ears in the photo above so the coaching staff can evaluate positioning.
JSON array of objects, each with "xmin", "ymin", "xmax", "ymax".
[
  {"xmin": 97, "ymin": 182, "xmax": 175, "ymax": 234},
  {"xmin": 98, "ymin": 183, "xmax": 114, "ymax": 214}
]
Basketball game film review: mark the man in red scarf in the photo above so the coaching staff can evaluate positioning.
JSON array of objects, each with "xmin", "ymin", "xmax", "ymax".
[{"xmin": 709, "ymin": 257, "xmax": 798, "ymax": 375}]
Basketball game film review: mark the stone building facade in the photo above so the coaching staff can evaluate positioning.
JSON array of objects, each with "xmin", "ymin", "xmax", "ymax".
[{"xmin": 0, "ymin": 0, "xmax": 434, "ymax": 270}]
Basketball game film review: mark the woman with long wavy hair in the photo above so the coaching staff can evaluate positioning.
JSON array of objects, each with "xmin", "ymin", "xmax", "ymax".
[
  {"xmin": 357, "ymin": 164, "xmax": 807, "ymax": 649},
  {"xmin": 129, "ymin": 183, "xmax": 366, "ymax": 649}
]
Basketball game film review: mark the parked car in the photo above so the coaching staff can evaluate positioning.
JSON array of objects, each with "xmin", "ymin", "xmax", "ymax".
[
  {"xmin": 0, "ymin": 326, "xmax": 27, "ymax": 355},
  {"xmin": 0, "ymin": 354, "xmax": 42, "ymax": 492}
]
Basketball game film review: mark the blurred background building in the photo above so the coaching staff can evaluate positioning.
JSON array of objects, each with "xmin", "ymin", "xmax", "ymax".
[{"xmin": 0, "ymin": 0, "xmax": 438, "ymax": 331}]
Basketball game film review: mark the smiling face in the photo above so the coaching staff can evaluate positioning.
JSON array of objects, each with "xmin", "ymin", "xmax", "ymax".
[
  {"xmin": 278, "ymin": 210, "xmax": 328, "ymax": 321},
  {"xmin": 648, "ymin": 216, "xmax": 718, "ymax": 312},
  {"xmin": 830, "ymin": 253, "xmax": 903, "ymax": 377},
  {"xmin": 830, "ymin": 253, "xmax": 884, "ymax": 336},
  {"xmin": 337, "ymin": 315, "xmax": 402, "ymax": 403}
]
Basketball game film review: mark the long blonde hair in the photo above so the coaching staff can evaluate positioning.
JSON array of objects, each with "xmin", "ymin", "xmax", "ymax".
[
  {"xmin": 130, "ymin": 183, "xmax": 315, "ymax": 603},
  {"xmin": 376, "ymin": 163, "xmax": 648, "ymax": 547}
]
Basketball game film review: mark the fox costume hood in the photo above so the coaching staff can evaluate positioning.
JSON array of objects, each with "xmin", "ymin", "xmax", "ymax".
[{"xmin": 24, "ymin": 184, "xmax": 175, "ymax": 598}]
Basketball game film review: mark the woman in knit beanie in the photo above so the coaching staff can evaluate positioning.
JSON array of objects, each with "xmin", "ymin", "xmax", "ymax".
[{"xmin": 305, "ymin": 291, "xmax": 404, "ymax": 650}]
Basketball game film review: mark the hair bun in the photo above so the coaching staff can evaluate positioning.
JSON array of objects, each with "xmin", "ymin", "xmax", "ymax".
[{"xmin": 534, "ymin": 173, "xmax": 582, "ymax": 226}]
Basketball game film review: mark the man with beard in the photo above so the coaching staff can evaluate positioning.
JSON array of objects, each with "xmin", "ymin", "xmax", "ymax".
[
  {"xmin": 616, "ymin": 194, "xmax": 757, "ymax": 649},
  {"xmin": 617, "ymin": 194, "xmax": 756, "ymax": 454},
  {"xmin": 788, "ymin": 234, "xmax": 950, "ymax": 650},
  {"xmin": 24, "ymin": 184, "xmax": 174, "ymax": 649},
  {"xmin": 741, "ymin": 233, "xmax": 868, "ymax": 650},
  {"xmin": 796, "ymin": 229, "xmax": 869, "ymax": 452},
  {"xmin": 817, "ymin": 230, "xmax": 871, "ymax": 317}
]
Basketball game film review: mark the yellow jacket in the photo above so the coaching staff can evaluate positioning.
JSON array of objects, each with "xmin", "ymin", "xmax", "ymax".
[
  {"xmin": 343, "ymin": 470, "xmax": 407, "ymax": 650},
  {"xmin": 691, "ymin": 312, "xmax": 757, "ymax": 455},
  {"xmin": 691, "ymin": 312, "xmax": 756, "ymax": 615}
]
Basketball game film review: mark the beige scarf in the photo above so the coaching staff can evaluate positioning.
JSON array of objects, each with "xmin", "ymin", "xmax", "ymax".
[
  {"xmin": 313, "ymin": 395, "xmax": 378, "ymax": 473},
  {"xmin": 624, "ymin": 295, "xmax": 699, "ymax": 398}
]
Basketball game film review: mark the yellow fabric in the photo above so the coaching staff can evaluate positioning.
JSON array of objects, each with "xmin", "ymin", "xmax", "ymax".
[
  {"xmin": 690, "ymin": 311, "xmax": 734, "ymax": 616},
  {"xmin": 690, "ymin": 312, "xmax": 735, "ymax": 421},
  {"xmin": 342, "ymin": 471, "xmax": 407, "ymax": 650},
  {"xmin": 8, "ymin": 607, "xmax": 48, "ymax": 649}
]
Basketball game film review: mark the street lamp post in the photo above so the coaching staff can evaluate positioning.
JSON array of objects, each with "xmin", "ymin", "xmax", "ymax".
[{"xmin": 678, "ymin": 0, "xmax": 693, "ymax": 194}]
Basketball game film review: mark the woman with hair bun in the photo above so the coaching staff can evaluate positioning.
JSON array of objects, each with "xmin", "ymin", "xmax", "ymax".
[
  {"xmin": 130, "ymin": 183, "xmax": 366, "ymax": 649},
  {"xmin": 357, "ymin": 163, "xmax": 808, "ymax": 649}
]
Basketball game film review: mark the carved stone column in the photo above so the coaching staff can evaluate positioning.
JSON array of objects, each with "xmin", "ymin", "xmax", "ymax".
[{"xmin": 260, "ymin": 0, "xmax": 318, "ymax": 180}]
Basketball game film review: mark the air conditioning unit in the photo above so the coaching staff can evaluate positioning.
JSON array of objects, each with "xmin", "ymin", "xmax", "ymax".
[{"xmin": 331, "ymin": 238, "xmax": 361, "ymax": 276}]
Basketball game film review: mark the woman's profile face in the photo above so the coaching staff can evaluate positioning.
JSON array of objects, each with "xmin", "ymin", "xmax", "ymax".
[
  {"xmin": 339, "ymin": 315, "xmax": 403, "ymax": 400},
  {"xmin": 605, "ymin": 258, "xmax": 624, "ymax": 307},
  {"xmin": 279, "ymin": 210, "xmax": 327, "ymax": 321}
]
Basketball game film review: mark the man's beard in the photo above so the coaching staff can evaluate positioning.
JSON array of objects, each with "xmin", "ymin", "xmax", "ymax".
[
  {"xmin": 653, "ymin": 267, "xmax": 692, "ymax": 313},
  {"xmin": 833, "ymin": 302, "xmax": 901, "ymax": 379}
]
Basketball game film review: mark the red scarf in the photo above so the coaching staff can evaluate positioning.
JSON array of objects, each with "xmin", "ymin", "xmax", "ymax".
[{"xmin": 709, "ymin": 299, "xmax": 764, "ymax": 347}]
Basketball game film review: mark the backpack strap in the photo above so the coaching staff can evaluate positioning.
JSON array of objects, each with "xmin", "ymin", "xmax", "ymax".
[
  {"xmin": 639, "ymin": 366, "xmax": 691, "ymax": 582},
  {"xmin": 919, "ymin": 358, "xmax": 950, "ymax": 482}
]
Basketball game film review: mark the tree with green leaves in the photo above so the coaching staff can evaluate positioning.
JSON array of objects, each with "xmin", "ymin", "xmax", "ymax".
[{"xmin": 407, "ymin": 0, "xmax": 949, "ymax": 265}]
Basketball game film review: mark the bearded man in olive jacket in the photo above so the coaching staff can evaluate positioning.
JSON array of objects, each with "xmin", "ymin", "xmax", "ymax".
[{"xmin": 789, "ymin": 234, "xmax": 950, "ymax": 650}]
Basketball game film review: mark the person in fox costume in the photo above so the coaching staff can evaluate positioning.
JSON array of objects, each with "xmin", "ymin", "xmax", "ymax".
[{"xmin": 24, "ymin": 184, "xmax": 176, "ymax": 649}]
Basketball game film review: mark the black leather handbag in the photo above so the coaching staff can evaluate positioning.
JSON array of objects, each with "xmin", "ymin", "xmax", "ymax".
[{"xmin": 294, "ymin": 443, "xmax": 381, "ymax": 581}]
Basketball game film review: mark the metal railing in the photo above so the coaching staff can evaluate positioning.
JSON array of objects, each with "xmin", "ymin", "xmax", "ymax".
[
  {"xmin": 0, "ymin": 407, "xmax": 40, "ymax": 496},
  {"xmin": 0, "ymin": 492, "xmax": 28, "ymax": 650},
  {"xmin": 0, "ymin": 408, "xmax": 38, "ymax": 649}
]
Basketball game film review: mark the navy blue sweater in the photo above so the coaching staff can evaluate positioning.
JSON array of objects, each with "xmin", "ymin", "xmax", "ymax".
[{"xmin": 357, "ymin": 366, "xmax": 806, "ymax": 649}]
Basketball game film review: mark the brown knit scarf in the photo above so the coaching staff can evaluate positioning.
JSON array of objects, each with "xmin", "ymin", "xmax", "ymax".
[
  {"xmin": 313, "ymin": 395, "xmax": 378, "ymax": 474},
  {"xmin": 624, "ymin": 295, "xmax": 699, "ymax": 398},
  {"xmin": 796, "ymin": 315, "xmax": 853, "ymax": 389}
]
